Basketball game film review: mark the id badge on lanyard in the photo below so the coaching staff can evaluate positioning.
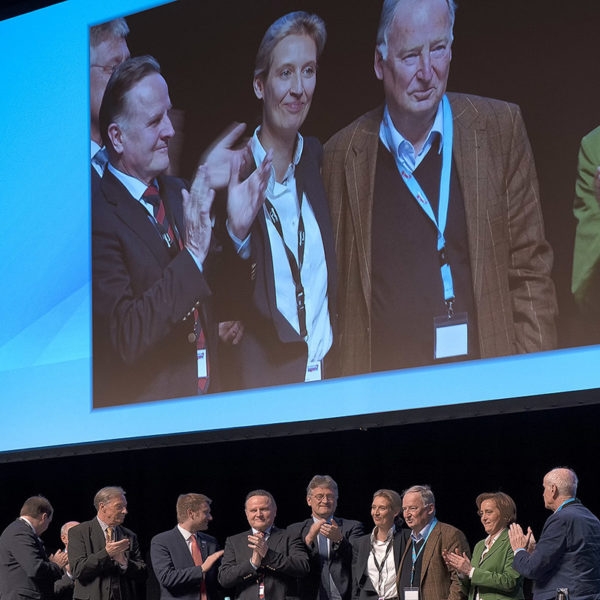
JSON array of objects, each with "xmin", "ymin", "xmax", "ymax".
[{"xmin": 381, "ymin": 95, "xmax": 469, "ymax": 360}]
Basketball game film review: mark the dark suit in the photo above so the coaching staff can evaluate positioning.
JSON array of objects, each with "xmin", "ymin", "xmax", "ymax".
[
  {"xmin": 92, "ymin": 168, "xmax": 219, "ymax": 406},
  {"xmin": 68, "ymin": 518, "xmax": 146, "ymax": 600},
  {"xmin": 397, "ymin": 521, "xmax": 469, "ymax": 600},
  {"xmin": 352, "ymin": 527, "xmax": 407, "ymax": 600},
  {"xmin": 287, "ymin": 517, "xmax": 364, "ymax": 600},
  {"xmin": 323, "ymin": 93, "xmax": 557, "ymax": 377},
  {"xmin": 0, "ymin": 518, "xmax": 63, "ymax": 600},
  {"xmin": 512, "ymin": 500, "xmax": 600, "ymax": 600},
  {"xmin": 150, "ymin": 526, "xmax": 221, "ymax": 600},
  {"xmin": 230, "ymin": 136, "xmax": 337, "ymax": 388},
  {"xmin": 54, "ymin": 571, "xmax": 75, "ymax": 600},
  {"xmin": 218, "ymin": 527, "xmax": 309, "ymax": 600},
  {"xmin": 461, "ymin": 529, "xmax": 523, "ymax": 600}
]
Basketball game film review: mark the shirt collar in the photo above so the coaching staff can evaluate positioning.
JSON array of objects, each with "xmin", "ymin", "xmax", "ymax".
[
  {"xmin": 91, "ymin": 140, "xmax": 102, "ymax": 160},
  {"xmin": 411, "ymin": 517, "xmax": 437, "ymax": 543},
  {"xmin": 107, "ymin": 162, "xmax": 155, "ymax": 202},
  {"xmin": 177, "ymin": 524, "xmax": 195, "ymax": 541},
  {"xmin": 379, "ymin": 101, "xmax": 444, "ymax": 172},
  {"xmin": 370, "ymin": 524, "xmax": 396, "ymax": 544},
  {"xmin": 251, "ymin": 127, "xmax": 303, "ymax": 194}
]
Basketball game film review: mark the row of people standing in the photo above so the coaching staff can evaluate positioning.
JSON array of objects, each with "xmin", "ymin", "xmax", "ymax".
[
  {"xmin": 90, "ymin": 0, "xmax": 559, "ymax": 406},
  {"xmin": 3, "ymin": 469, "xmax": 600, "ymax": 600}
]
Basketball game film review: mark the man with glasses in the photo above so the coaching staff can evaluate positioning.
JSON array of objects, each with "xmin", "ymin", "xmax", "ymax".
[
  {"xmin": 288, "ymin": 475, "xmax": 364, "ymax": 600},
  {"xmin": 90, "ymin": 18, "xmax": 130, "ymax": 186},
  {"xmin": 397, "ymin": 485, "xmax": 469, "ymax": 600}
]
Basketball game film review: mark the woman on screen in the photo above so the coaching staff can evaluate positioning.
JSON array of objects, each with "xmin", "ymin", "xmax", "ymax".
[
  {"xmin": 443, "ymin": 492, "xmax": 524, "ymax": 600},
  {"xmin": 225, "ymin": 11, "xmax": 337, "ymax": 389},
  {"xmin": 353, "ymin": 489, "xmax": 407, "ymax": 600}
]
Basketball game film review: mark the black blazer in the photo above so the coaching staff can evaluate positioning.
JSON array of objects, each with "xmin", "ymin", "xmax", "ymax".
[
  {"xmin": 150, "ymin": 526, "xmax": 222, "ymax": 600},
  {"xmin": 68, "ymin": 518, "xmax": 147, "ymax": 600},
  {"xmin": 228, "ymin": 136, "xmax": 337, "ymax": 389},
  {"xmin": 353, "ymin": 528, "xmax": 408, "ymax": 600},
  {"xmin": 218, "ymin": 527, "xmax": 309, "ymax": 600},
  {"xmin": 92, "ymin": 169, "xmax": 219, "ymax": 405},
  {"xmin": 0, "ymin": 518, "xmax": 63, "ymax": 600},
  {"xmin": 287, "ymin": 517, "xmax": 364, "ymax": 600}
]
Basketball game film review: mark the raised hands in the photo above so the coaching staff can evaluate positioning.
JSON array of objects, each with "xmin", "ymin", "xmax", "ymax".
[
  {"xmin": 182, "ymin": 164, "xmax": 215, "ymax": 264},
  {"xmin": 227, "ymin": 149, "xmax": 272, "ymax": 241}
]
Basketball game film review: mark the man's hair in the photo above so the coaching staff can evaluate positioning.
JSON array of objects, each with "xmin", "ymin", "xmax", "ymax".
[
  {"xmin": 93, "ymin": 486, "xmax": 126, "ymax": 510},
  {"xmin": 402, "ymin": 484, "xmax": 436, "ymax": 511},
  {"xmin": 20, "ymin": 496, "xmax": 54, "ymax": 519},
  {"xmin": 99, "ymin": 55, "xmax": 161, "ymax": 149},
  {"xmin": 245, "ymin": 489, "xmax": 277, "ymax": 510},
  {"xmin": 307, "ymin": 475, "xmax": 339, "ymax": 497},
  {"xmin": 475, "ymin": 492, "xmax": 517, "ymax": 525},
  {"xmin": 176, "ymin": 493, "xmax": 212, "ymax": 523},
  {"xmin": 376, "ymin": 0, "xmax": 456, "ymax": 59},
  {"xmin": 90, "ymin": 18, "xmax": 129, "ymax": 62},
  {"xmin": 254, "ymin": 11, "xmax": 327, "ymax": 80},
  {"xmin": 546, "ymin": 467, "xmax": 578, "ymax": 497}
]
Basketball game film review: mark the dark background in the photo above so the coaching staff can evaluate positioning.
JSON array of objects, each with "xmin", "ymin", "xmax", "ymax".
[{"xmin": 1, "ymin": 2, "xmax": 600, "ymax": 598}]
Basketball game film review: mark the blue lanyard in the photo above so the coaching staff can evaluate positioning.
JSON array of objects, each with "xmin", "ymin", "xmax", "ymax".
[
  {"xmin": 381, "ymin": 96, "xmax": 455, "ymax": 314},
  {"xmin": 410, "ymin": 518, "xmax": 437, "ymax": 586},
  {"xmin": 556, "ymin": 498, "xmax": 576, "ymax": 512}
]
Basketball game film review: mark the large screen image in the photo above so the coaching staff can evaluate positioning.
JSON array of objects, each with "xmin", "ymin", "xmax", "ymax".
[{"xmin": 1, "ymin": 0, "xmax": 599, "ymax": 458}]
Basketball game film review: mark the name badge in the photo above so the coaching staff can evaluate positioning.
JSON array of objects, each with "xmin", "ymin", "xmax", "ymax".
[
  {"xmin": 434, "ymin": 312, "xmax": 468, "ymax": 359},
  {"xmin": 197, "ymin": 349, "xmax": 208, "ymax": 378},
  {"xmin": 403, "ymin": 588, "xmax": 419, "ymax": 600},
  {"xmin": 305, "ymin": 360, "xmax": 322, "ymax": 382}
]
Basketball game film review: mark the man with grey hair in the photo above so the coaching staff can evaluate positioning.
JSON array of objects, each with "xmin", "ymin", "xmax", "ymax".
[
  {"xmin": 68, "ymin": 486, "xmax": 146, "ymax": 600},
  {"xmin": 54, "ymin": 520, "xmax": 80, "ymax": 600},
  {"xmin": 287, "ymin": 475, "xmax": 364, "ymax": 600},
  {"xmin": 509, "ymin": 467, "xmax": 600, "ymax": 599},
  {"xmin": 90, "ymin": 18, "xmax": 130, "ymax": 183},
  {"xmin": 323, "ymin": 0, "xmax": 557, "ymax": 378},
  {"xmin": 397, "ymin": 484, "xmax": 469, "ymax": 600},
  {"xmin": 151, "ymin": 493, "xmax": 224, "ymax": 600},
  {"xmin": 219, "ymin": 489, "xmax": 309, "ymax": 600}
]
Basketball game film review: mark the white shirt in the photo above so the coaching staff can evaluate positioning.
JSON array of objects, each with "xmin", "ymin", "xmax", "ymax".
[
  {"xmin": 249, "ymin": 129, "xmax": 332, "ymax": 365},
  {"xmin": 367, "ymin": 525, "xmax": 397, "ymax": 599},
  {"xmin": 379, "ymin": 101, "xmax": 444, "ymax": 173}
]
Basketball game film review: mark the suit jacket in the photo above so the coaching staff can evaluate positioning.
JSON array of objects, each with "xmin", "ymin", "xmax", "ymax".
[
  {"xmin": 397, "ymin": 521, "xmax": 469, "ymax": 600},
  {"xmin": 0, "ymin": 518, "xmax": 63, "ymax": 600},
  {"xmin": 54, "ymin": 571, "xmax": 75, "ymax": 600},
  {"xmin": 572, "ymin": 125, "xmax": 600, "ymax": 316},
  {"xmin": 68, "ymin": 518, "xmax": 147, "ymax": 600},
  {"xmin": 287, "ymin": 517, "xmax": 364, "ymax": 600},
  {"xmin": 150, "ymin": 527, "xmax": 222, "ymax": 600},
  {"xmin": 512, "ymin": 500, "xmax": 600, "ymax": 600},
  {"xmin": 322, "ymin": 93, "xmax": 557, "ymax": 377},
  {"xmin": 352, "ymin": 527, "xmax": 408, "ymax": 600},
  {"xmin": 92, "ymin": 169, "xmax": 219, "ymax": 406},
  {"xmin": 461, "ymin": 529, "xmax": 522, "ymax": 600},
  {"xmin": 218, "ymin": 527, "xmax": 309, "ymax": 600},
  {"xmin": 229, "ymin": 136, "xmax": 337, "ymax": 389}
]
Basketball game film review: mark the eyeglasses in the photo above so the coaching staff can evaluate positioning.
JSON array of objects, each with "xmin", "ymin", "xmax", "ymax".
[
  {"xmin": 312, "ymin": 493, "xmax": 336, "ymax": 502},
  {"xmin": 91, "ymin": 63, "xmax": 120, "ymax": 76}
]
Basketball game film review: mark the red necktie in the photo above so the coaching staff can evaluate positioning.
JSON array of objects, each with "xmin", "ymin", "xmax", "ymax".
[
  {"xmin": 143, "ymin": 184, "xmax": 209, "ymax": 393},
  {"xmin": 190, "ymin": 536, "xmax": 208, "ymax": 600}
]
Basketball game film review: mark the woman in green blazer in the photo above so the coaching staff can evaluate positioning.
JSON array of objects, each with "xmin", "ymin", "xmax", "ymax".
[{"xmin": 442, "ymin": 492, "xmax": 523, "ymax": 600}]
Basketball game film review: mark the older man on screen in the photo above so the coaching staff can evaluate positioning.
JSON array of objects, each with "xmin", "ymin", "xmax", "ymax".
[{"xmin": 323, "ymin": 0, "xmax": 557, "ymax": 377}]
